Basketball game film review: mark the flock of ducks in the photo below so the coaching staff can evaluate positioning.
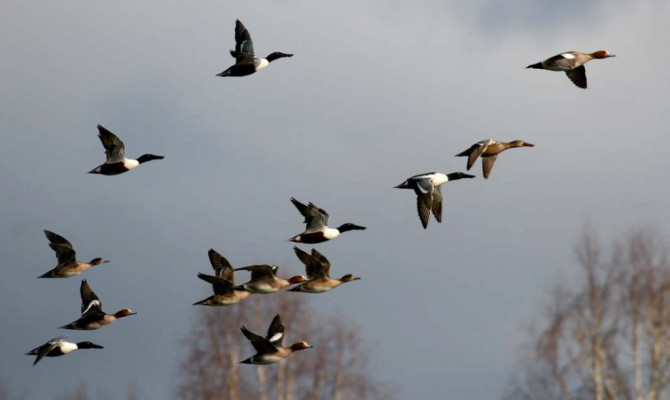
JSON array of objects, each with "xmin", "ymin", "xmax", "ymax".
[{"xmin": 26, "ymin": 18, "xmax": 616, "ymax": 367}]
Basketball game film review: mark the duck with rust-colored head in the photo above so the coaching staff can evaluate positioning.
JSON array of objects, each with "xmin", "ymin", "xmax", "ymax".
[
  {"xmin": 240, "ymin": 314, "xmax": 312, "ymax": 365},
  {"xmin": 59, "ymin": 280, "xmax": 136, "ymax": 330},
  {"xmin": 234, "ymin": 264, "xmax": 306, "ymax": 294},
  {"xmin": 527, "ymin": 50, "xmax": 615, "ymax": 89}
]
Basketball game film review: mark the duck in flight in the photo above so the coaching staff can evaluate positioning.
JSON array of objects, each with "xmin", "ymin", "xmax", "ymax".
[
  {"xmin": 60, "ymin": 280, "xmax": 136, "ymax": 330},
  {"xmin": 233, "ymin": 265, "xmax": 306, "ymax": 294},
  {"xmin": 394, "ymin": 172, "xmax": 475, "ymax": 229},
  {"xmin": 26, "ymin": 336, "xmax": 103, "ymax": 366},
  {"xmin": 193, "ymin": 249, "xmax": 251, "ymax": 306},
  {"xmin": 526, "ymin": 50, "xmax": 615, "ymax": 89},
  {"xmin": 289, "ymin": 198, "xmax": 366, "ymax": 244},
  {"xmin": 39, "ymin": 230, "xmax": 109, "ymax": 278},
  {"xmin": 290, "ymin": 247, "xmax": 360, "ymax": 293},
  {"xmin": 456, "ymin": 139, "xmax": 534, "ymax": 179},
  {"xmin": 240, "ymin": 314, "xmax": 312, "ymax": 365},
  {"xmin": 217, "ymin": 19, "xmax": 293, "ymax": 77},
  {"xmin": 89, "ymin": 125, "xmax": 164, "ymax": 175}
]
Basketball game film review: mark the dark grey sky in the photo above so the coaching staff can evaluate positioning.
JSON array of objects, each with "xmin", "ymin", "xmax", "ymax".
[{"xmin": 1, "ymin": 0, "xmax": 669, "ymax": 398}]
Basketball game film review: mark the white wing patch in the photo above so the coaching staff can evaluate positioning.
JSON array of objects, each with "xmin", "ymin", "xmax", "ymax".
[
  {"xmin": 268, "ymin": 332, "xmax": 283, "ymax": 343},
  {"xmin": 560, "ymin": 53, "xmax": 576, "ymax": 59},
  {"xmin": 83, "ymin": 299, "xmax": 101, "ymax": 314}
]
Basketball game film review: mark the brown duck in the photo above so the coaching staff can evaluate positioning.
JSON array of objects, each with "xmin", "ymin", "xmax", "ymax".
[
  {"xmin": 39, "ymin": 230, "xmax": 109, "ymax": 278},
  {"xmin": 456, "ymin": 139, "xmax": 534, "ymax": 179}
]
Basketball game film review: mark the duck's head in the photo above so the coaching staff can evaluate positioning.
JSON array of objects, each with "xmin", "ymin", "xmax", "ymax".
[
  {"xmin": 446, "ymin": 172, "xmax": 476, "ymax": 181},
  {"xmin": 90, "ymin": 258, "xmax": 110, "ymax": 266},
  {"xmin": 266, "ymin": 52, "xmax": 293, "ymax": 62},
  {"xmin": 341, "ymin": 274, "xmax": 361, "ymax": 282},
  {"xmin": 290, "ymin": 341, "xmax": 313, "ymax": 351},
  {"xmin": 114, "ymin": 309, "xmax": 137, "ymax": 318},
  {"xmin": 137, "ymin": 154, "xmax": 165, "ymax": 164},
  {"xmin": 591, "ymin": 50, "xmax": 615, "ymax": 59},
  {"xmin": 510, "ymin": 140, "xmax": 534, "ymax": 148},
  {"xmin": 337, "ymin": 223, "xmax": 366, "ymax": 233},
  {"xmin": 76, "ymin": 341, "xmax": 104, "ymax": 349}
]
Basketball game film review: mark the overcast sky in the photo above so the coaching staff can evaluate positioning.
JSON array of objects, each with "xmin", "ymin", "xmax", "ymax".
[{"xmin": 2, "ymin": 0, "xmax": 670, "ymax": 398}]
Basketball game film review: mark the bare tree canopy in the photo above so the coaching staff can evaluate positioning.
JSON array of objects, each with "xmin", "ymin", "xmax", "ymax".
[
  {"xmin": 503, "ymin": 228, "xmax": 670, "ymax": 400},
  {"xmin": 175, "ymin": 294, "xmax": 397, "ymax": 400}
]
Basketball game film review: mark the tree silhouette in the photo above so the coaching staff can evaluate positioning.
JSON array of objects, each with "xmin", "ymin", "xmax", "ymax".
[{"xmin": 503, "ymin": 228, "xmax": 670, "ymax": 400}]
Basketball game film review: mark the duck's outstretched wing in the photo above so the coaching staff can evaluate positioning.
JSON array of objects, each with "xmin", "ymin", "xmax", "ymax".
[
  {"xmin": 80, "ymin": 279, "xmax": 102, "ymax": 314},
  {"xmin": 235, "ymin": 265, "xmax": 278, "ymax": 282},
  {"xmin": 482, "ymin": 155, "xmax": 498, "ymax": 179},
  {"xmin": 241, "ymin": 326, "xmax": 277, "ymax": 354},
  {"xmin": 44, "ymin": 230, "xmax": 73, "ymax": 248},
  {"xmin": 208, "ymin": 249, "xmax": 234, "ymax": 281},
  {"xmin": 229, "ymin": 19, "xmax": 255, "ymax": 65},
  {"xmin": 565, "ymin": 65, "xmax": 587, "ymax": 89},
  {"xmin": 197, "ymin": 273, "xmax": 234, "ymax": 295},
  {"xmin": 431, "ymin": 187, "xmax": 443, "ymax": 223},
  {"xmin": 291, "ymin": 198, "xmax": 328, "ymax": 232},
  {"xmin": 266, "ymin": 314, "xmax": 285, "ymax": 347},
  {"xmin": 416, "ymin": 192, "xmax": 432, "ymax": 229},
  {"xmin": 97, "ymin": 125, "xmax": 126, "ymax": 163},
  {"xmin": 49, "ymin": 244, "xmax": 76, "ymax": 266}
]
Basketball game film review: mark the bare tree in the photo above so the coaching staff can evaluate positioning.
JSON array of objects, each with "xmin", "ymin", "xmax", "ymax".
[
  {"xmin": 175, "ymin": 294, "xmax": 397, "ymax": 400},
  {"xmin": 503, "ymin": 228, "xmax": 670, "ymax": 400}
]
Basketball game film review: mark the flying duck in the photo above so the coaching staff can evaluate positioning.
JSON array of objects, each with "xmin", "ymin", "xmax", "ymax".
[
  {"xmin": 26, "ymin": 336, "xmax": 103, "ymax": 366},
  {"xmin": 526, "ymin": 50, "xmax": 615, "ymax": 89},
  {"xmin": 394, "ymin": 172, "xmax": 475, "ymax": 229},
  {"xmin": 217, "ymin": 19, "xmax": 293, "ymax": 77},
  {"xmin": 290, "ymin": 247, "xmax": 360, "ymax": 293},
  {"xmin": 39, "ymin": 230, "xmax": 109, "ymax": 278},
  {"xmin": 240, "ymin": 314, "xmax": 312, "ymax": 365},
  {"xmin": 60, "ymin": 280, "xmax": 136, "ymax": 330},
  {"xmin": 194, "ymin": 249, "xmax": 252, "ymax": 306},
  {"xmin": 289, "ymin": 198, "xmax": 366, "ymax": 244},
  {"xmin": 456, "ymin": 139, "xmax": 534, "ymax": 179},
  {"xmin": 234, "ymin": 265, "xmax": 306, "ymax": 294},
  {"xmin": 89, "ymin": 124, "xmax": 164, "ymax": 175}
]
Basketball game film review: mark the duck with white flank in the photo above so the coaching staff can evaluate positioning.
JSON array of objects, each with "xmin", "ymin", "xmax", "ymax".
[
  {"xmin": 290, "ymin": 247, "xmax": 360, "ymax": 293},
  {"xmin": 456, "ymin": 139, "xmax": 534, "ymax": 179},
  {"xmin": 526, "ymin": 50, "xmax": 615, "ymax": 89},
  {"xmin": 194, "ymin": 249, "xmax": 251, "ymax": 306},
  {"xmin": 89, "ymin": 125, "xmax": 164, "ymax": 175},
  {"xmin": 217, "ymin": 20, "xmax": 293, "ymax": 77},
  {"xmin": 234, "ymin": 265, "xmax": 306, "ymax": 294},
  {"xmin": 39, "ymin": 230, "xmax": 109, "ymax": 278},
  {"xmin": 289, "ymin": 198, "xmax": 366, "ymax": 244},
  {"xmin": 240, "ymin": 314, "xmax": 312, "ymax": 365},
  {"xmin": 394, "ymin": 172, "xmax": 475, "ymax": 229},
  {"xmin": 26, "ymin": 336, "xmax": 103, "ymax": 366},
  {"xmin": 60, "ymin": 280, "xmax": 136, "ymax": 330}
]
